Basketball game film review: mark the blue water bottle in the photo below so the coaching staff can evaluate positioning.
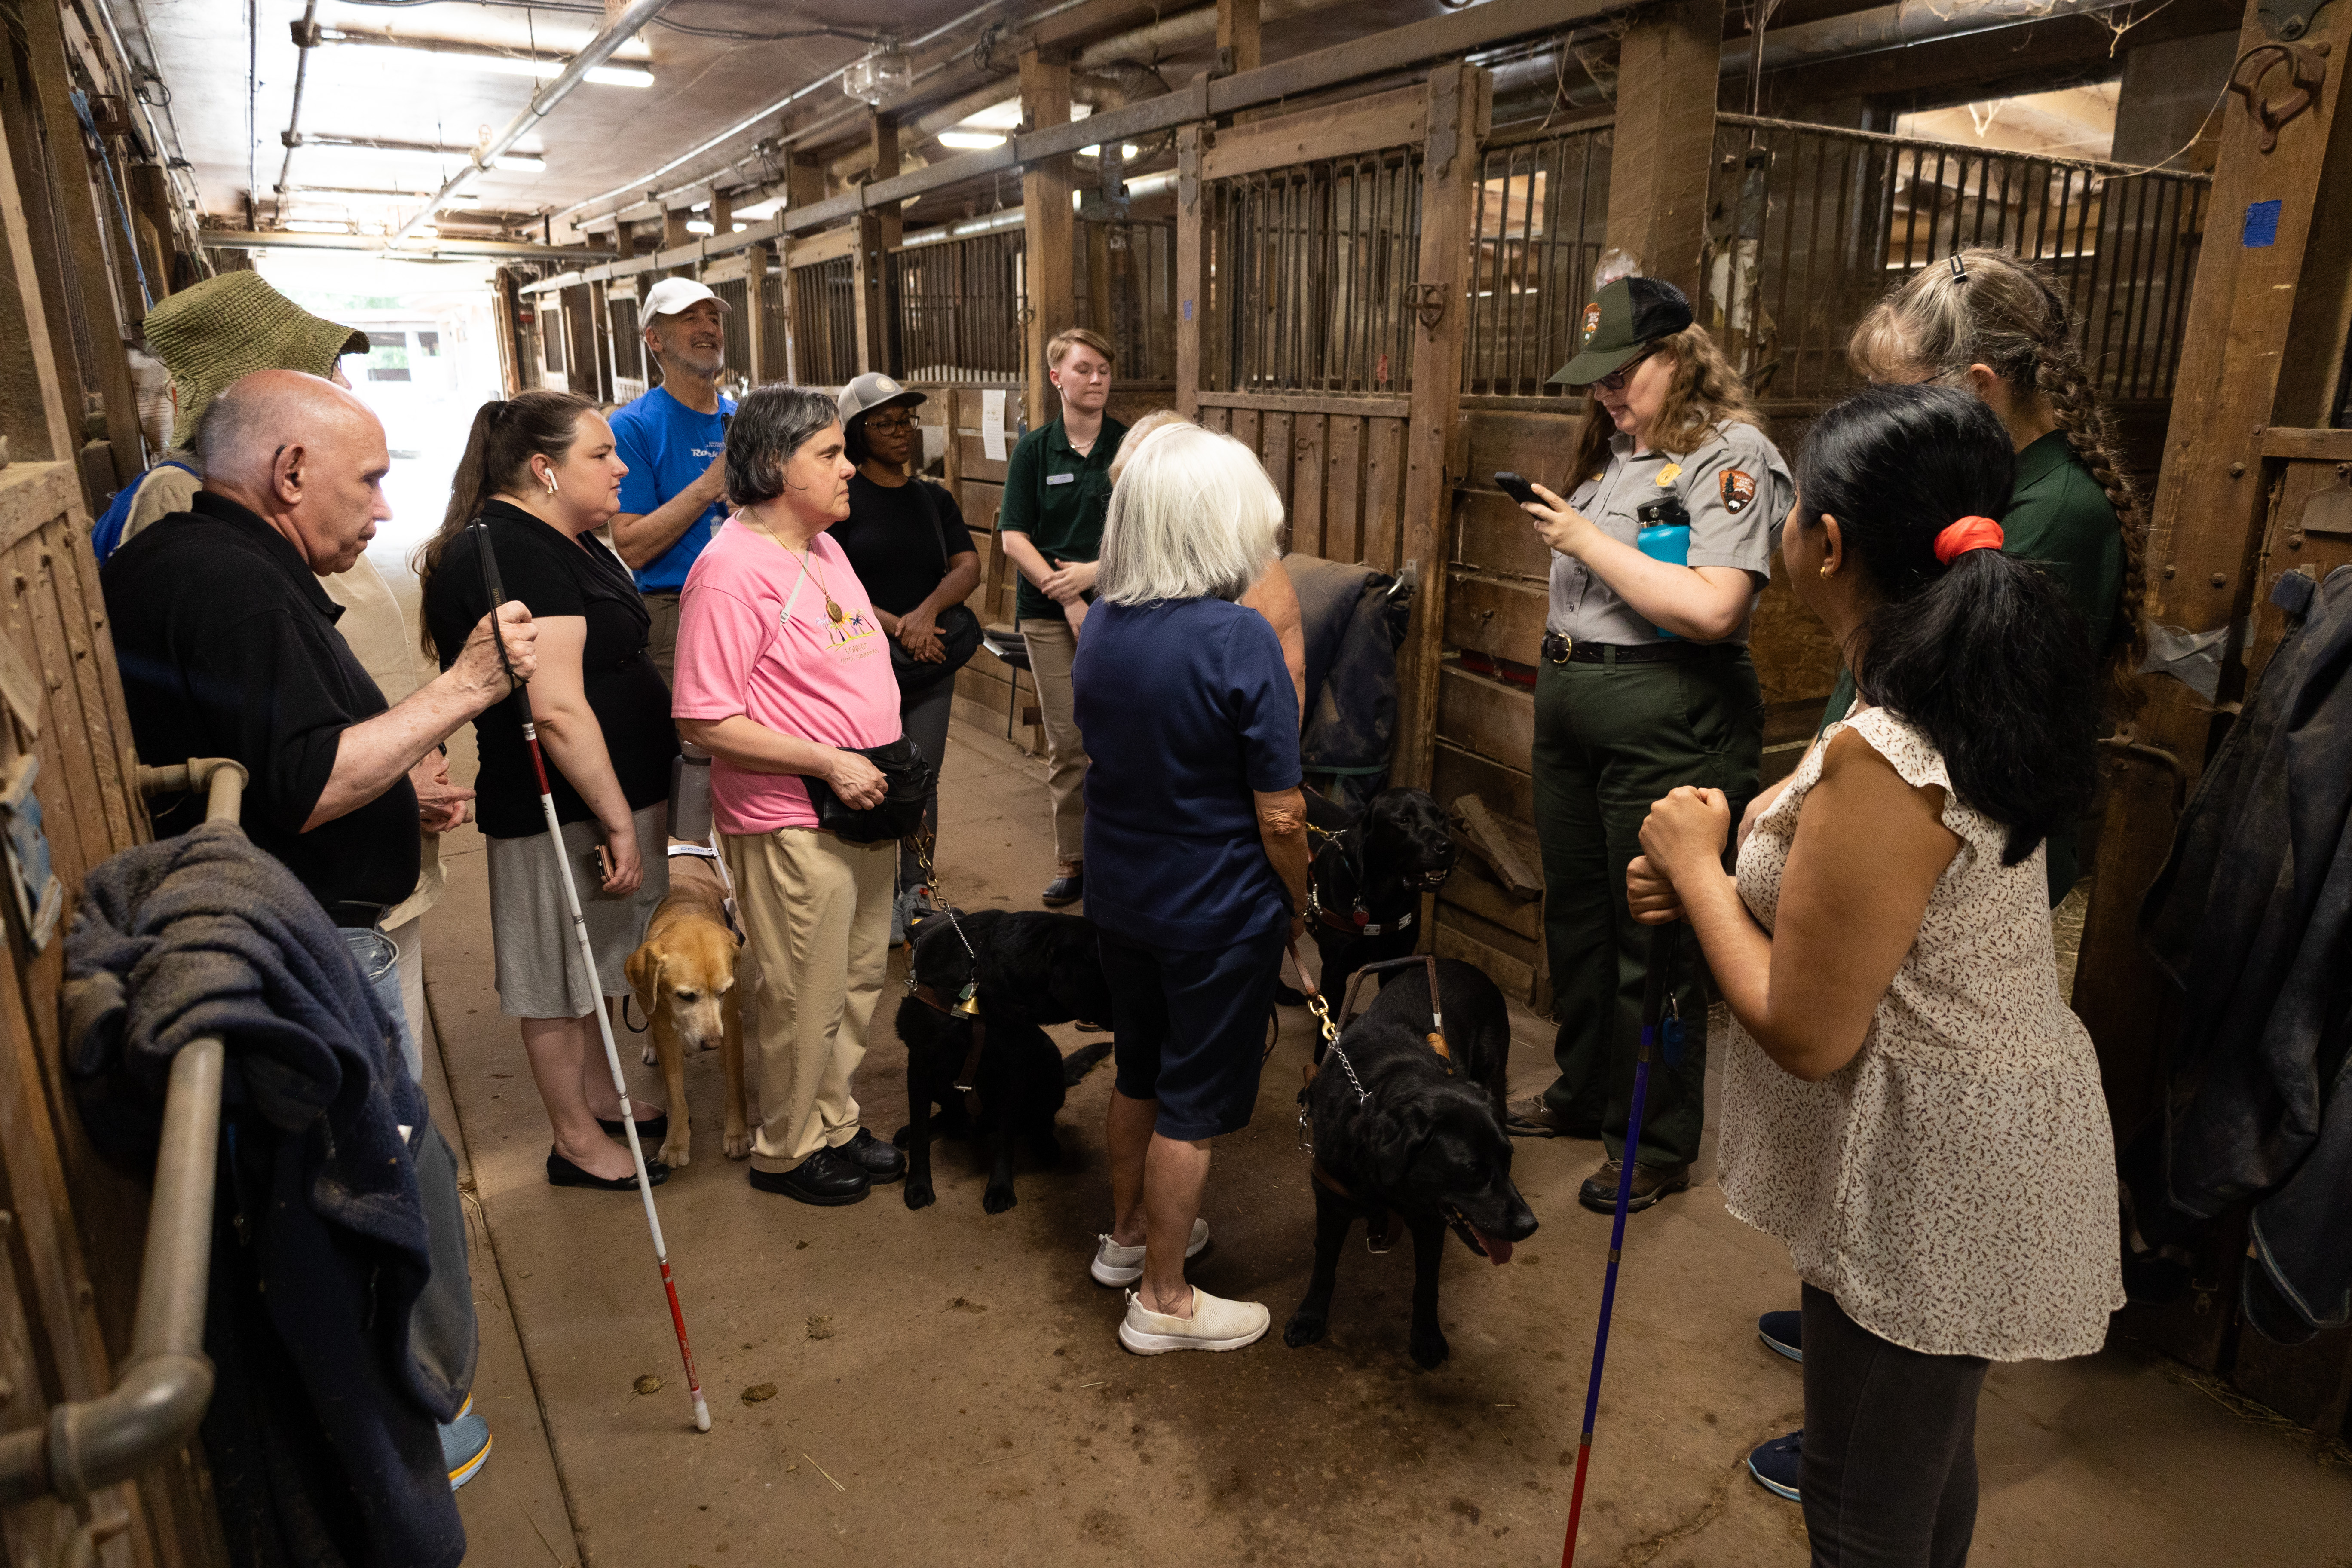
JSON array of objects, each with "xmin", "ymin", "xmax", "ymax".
[{"xmin": 1636, "ymin": 496, "xmax": 1692, "ymax": 641}]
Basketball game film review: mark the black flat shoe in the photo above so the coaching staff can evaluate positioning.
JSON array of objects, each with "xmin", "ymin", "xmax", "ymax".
[
  {"xmin": 1041, "ymin": 868, "xmax": 1084, "ymax": 907},
  {"xmin": 595, "ymin": 1112, "xmax": 669, "ymax": 1142},
  {"xmin": 834, "ymin": 1128, "xmax": 906, "ymax": 1182},
  {"xmin": 546, "ymin": 1149, "xmax": 670, "ymax": 1190},
  {"xmin": 747, "ymin": 1147, "xmax": 869, "ymax": 1206}
]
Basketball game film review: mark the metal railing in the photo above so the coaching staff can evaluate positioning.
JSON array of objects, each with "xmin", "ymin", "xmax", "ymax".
[
  {"xmin": 892, "ymin": 228, "xmax": 1025, "ymax": 384},
  {"xmin": 1462, "ymin": 123, "xmax": 1613, "ymax": 397},
  {"xmin": 790, "ymin": 255, "xmax": 859, "ymax": 388},
  {"xmin": 1702, "ymin": 113, "xmax": 2211, "ymax": 402},
  {"xmin": 760, "ymin": 263, "xmax": 790, "ymax": 389},
  {"xmin": 1076, "ymin": 219, "xmax": 1178, "ymax": 384},
  {"xmin": 1209, "ymin": 144, "xmax": 1424, "ymax": 395},
  {"xmin": 607, "ymin": 294, "xmax": 643, "ymax": 386},
  {"xmin": 0, "ymin": 758, "xmax": 246, "ymax": 1513},
  {"xmin": 709, "ymin": 276, "xmax": 752, "ymax": 379}
]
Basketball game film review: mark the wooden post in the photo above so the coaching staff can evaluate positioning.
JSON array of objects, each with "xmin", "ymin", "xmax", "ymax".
[
  {"xmin": 0, "ymin": 92, "xmax": 73, "ymax": 465},
  {"xmin": 663, "ymin": 206, "xmax": 692, "ymax": 252},
  {"xmin": 852, "ymin": 111, "xmax": 900, "ymax": 377},
  {"xmin": 743, "ymin": 243, "xmax": 774, "ymax": 384},
  {"xmin": 1021, "ymin": 49, "xmax": 1076, "ymax": 432},
  {"xmin": 1174, "ymin": 124, "xmax": 1207, "ymax": 420},
  {"xmin": 0, "ymin": 45, "xmax": 87, "ymax": 456},
  {"xmin": 1600, "ymin": 0, "xmax": 1725, "ymax": 297},
  {"xmin": 787, "ymin": 155, "xmax": 827, "ymax": 212},
  {"xmin": 1216, "ymin": 0, "xmax": 1262, "ymax": 77},
  {"xmin": 709, "ymin": 189, "xmax": 733, "ymax": 236},
  {"xmin": 1394, "ymin": 63, "xmax": 1488, "ymax": 791},
  {"xmin": 2072, "ymin": 0, "xmax": 2352, "ymax": 1142},
  {"xmin": 20, "ymin": 0, "xmax": 144, "ymax": 488},
  {"xmin": 613, "ymin": 220, "xmax": 636, "ymax": 260}
]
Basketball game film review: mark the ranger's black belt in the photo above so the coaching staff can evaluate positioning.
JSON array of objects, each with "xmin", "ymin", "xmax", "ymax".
[{"xmin": 1541, "ymin": 634, "xmax": 1732, "ymax": 666}]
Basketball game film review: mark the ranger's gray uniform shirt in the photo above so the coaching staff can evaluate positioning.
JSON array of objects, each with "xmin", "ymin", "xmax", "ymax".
[{"xmin": 1547, "ymin": 421, "xmax": 1793, "ymax": 646}]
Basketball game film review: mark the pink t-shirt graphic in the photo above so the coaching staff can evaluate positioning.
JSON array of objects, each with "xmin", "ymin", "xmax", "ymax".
[{"xmin": 672, "ymin": 518, "xmax": 904, "ymax": 835}]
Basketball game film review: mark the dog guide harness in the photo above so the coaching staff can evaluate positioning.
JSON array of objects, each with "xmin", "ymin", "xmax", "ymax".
[
  {"xmin": 1285, "ymin": 951, "xmax": 1492, "ymax": 1259},
  {"xmin": 1304, "ymin": 818, "xmax": 1418, "ymax": 940}
]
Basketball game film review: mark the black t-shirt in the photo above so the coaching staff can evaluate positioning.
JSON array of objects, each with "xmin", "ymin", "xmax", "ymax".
[
  {"xmin": 423, "ymin": 500, "xmax": 679, "ymax": 840},
  {"xmin": 102, "ymin": 492, "xmax": 421, "ymax": 911},
  {"xmin": 830, "ymin": 475, "xmax": 975, "ymax": 616}
]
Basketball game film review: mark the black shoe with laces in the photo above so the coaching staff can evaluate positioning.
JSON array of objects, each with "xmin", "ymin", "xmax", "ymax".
[
  {"xmin": 1041, "ymin": 867, "xmax": 1084, "ymax": 907},
  {"xmin": 834, "ymin": 1127, "xmax": 906, "ymax": 1182},
  {"xmin": 748, "ymin": 1147, "xmax": 870, "ymax": 1205}
]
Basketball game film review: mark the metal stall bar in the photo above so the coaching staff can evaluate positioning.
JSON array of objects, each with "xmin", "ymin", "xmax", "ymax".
[{"xmin": 0, "ymin": 759, "xmax": 248, "ymax": 1509}]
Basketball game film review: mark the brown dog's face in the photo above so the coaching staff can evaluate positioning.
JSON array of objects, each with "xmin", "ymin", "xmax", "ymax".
[{"xmin": 625, "ymin": 920, "xmax": 737, "ymax": 1051}]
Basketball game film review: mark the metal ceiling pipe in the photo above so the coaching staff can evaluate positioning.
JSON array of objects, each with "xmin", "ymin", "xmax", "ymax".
[
  {"xmin": 827, "ymin": 61, "xmax": 1164, "ymax": 181},
  {"xmin": 388, "ymin": 0, "xmax": 675, "ymax": 247},
  {"xmin": 272, "ymin": 1, "xmax": 320, "ymax": 195},
  {"xmin": 1072, "ymin": 0, "xmax": 1345, "ymax": 68}
]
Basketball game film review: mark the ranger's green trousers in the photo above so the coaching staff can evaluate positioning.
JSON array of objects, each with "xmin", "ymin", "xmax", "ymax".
[{"xmin": 1532, "ymin": 647, "xmax": 1763, "ymax": 1168}]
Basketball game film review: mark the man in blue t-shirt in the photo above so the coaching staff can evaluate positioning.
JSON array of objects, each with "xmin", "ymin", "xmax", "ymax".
[{"xmin": 610, "ymin": 276, "xmax": 737, "ymax": 685}]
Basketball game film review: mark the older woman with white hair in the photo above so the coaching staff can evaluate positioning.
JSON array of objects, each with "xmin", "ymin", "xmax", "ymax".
[{"xmin": 1073, "ymin": 423, "xmax": 1310, "ymax": 1355}]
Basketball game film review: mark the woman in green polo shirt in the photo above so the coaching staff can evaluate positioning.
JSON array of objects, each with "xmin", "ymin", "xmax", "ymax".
[
  {"xmin": 998, "ymin": 325, "xmax": 1128, "ymax": 908},
  {"xmin": 1824, "ymin": 248, "xmax": 2146, "ymax": 903}
]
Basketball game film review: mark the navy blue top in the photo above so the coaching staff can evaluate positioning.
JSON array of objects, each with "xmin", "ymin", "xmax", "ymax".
[{"xmin": 1074, "ymin": 597, "xmax": 1302, "ymax": 950}]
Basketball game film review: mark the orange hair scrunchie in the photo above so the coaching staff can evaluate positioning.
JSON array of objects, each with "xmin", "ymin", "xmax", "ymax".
[{"xmin": 1933, "ymin": 515, "xmax": 2005, "ymax": 564}]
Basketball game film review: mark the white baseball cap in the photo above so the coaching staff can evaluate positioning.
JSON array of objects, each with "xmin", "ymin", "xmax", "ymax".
[{"xmin": 641, "ymin": 276, "xmax": 729, "ymax": 319}]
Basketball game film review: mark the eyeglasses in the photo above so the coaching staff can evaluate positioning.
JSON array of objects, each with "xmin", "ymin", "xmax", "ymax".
[
  {"xmin": 863, "ymin": 416, "xmax": 918, "ymax": 434},
  {"xmin": 1590, "ymin": 346, "xmax": 1660, "ymax": 393}
]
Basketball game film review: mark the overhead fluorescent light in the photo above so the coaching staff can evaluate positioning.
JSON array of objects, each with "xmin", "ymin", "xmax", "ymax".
[
  {"xmin": 493, "ymin": 154, "xmax": 545, "ymax": 172},
  {"xmin": 357, "ymin": 44, "xmax": 652, "ymax": 87},
  {"xmin": 283, "ymin": 218, "xmax": 350, "ymax": 233},
  {"xmin": 733, "ymin": 196, "xmax": 783, "ymax": 220},
  {"xmin": 938, "ymin": 130, "xmax": 1005, "ymax": 150},
  {"xmin": 686, "ymin": 220, "xmax": 713, "ymax": 235}
]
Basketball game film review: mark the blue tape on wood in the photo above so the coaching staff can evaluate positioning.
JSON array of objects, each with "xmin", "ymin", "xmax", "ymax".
[{"xmin": 2245, "ymin": 200, "xmax": 2282, "ymax": 248}]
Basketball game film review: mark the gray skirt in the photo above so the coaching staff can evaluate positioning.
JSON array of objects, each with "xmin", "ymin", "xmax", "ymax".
[{"xmin": 486, "ymin": 801, "xmax": 670, "ymax": 1019}]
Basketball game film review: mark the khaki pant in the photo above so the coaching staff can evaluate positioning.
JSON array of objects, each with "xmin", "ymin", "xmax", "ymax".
[
  {"xmin": 644, "ymin": 591, "xmax": 682, "ymax": 689},
  {"xmin": 723, "ymin": 826, "xmax": 894, "ymax": 1172},
  {"xmin": 1018, "ymin": 616, "xmax": 1088, "ymax": 864}
]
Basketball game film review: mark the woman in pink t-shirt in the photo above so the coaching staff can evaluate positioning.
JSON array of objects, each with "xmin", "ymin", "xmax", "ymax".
[{"xmin": 674, "ymin": 386, "xmax": 911, "ymax": 1207}]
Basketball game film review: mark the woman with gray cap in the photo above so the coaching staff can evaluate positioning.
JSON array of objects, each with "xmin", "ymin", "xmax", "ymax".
[
  {"xmin": 1500, "ymin": 273, "xmax": 1790, "ymax": 1222},
  {"xmin": 832, "ymin": 373, "xmax": 981, "ymax": 942}
]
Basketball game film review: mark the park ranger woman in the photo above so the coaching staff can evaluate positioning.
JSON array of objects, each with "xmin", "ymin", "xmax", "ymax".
[{"xmin": 1503, "ymin": 274, "xmax": 1792, "ymax": 1216}]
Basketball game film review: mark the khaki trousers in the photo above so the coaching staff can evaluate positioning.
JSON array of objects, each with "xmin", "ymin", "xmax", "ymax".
[
  {"xmin": 723, "ymin": 826, "xmax": 894, "ymax": 1172},
  {"xmin": 1018, "ymin": 616, "xmax": 1088, "ymax": 864},
  {"xmin": 644, "ymin": 591, "xmax": 682, "ymax": 689}
]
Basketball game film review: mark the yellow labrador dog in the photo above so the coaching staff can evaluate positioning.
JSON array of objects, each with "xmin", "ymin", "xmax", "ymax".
[{"xmin": 623, "ymin": 850, "xmax": 750, "ymax": 1166}]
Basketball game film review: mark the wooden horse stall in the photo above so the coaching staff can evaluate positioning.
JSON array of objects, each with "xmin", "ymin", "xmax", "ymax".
[
  {"xmin": 0, "ymin": 459, "xmax": 227, "ymax": 1565},
  {"xmin": 696, "ymin": 244, "xmax": 781, "ymax": 393},
  {"xmin": 603, "ymin": 276, "xmax": 648, "ymax": 402},
  {"xmin": 784, "ymin": 224, "xmax": 861, "ymax": 391}
]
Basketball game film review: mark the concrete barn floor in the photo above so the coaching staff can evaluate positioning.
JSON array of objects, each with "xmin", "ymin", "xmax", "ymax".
[{"xmin": 420, "ymin": 717, "xmax": 2352, "ymax": 1568}]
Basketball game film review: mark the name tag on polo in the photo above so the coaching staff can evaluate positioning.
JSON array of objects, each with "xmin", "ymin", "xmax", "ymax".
[{"xmin": 1046, "ymin": 472, "xmax": 1076, "ymax": 486}]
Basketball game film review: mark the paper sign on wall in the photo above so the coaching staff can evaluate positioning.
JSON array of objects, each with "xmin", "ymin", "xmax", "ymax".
[{"xmin": 982, "ymin": 389, "xmax": 1008, "ymax": 462}]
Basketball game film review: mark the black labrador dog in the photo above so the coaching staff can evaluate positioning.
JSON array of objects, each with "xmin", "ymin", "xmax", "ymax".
[
  {"xmin": 892, "ymin": 908, "xmax": 1114, "ymax": 1214},
  {"xmin": 1284, "ymin": 957, "xmax": 1537, "ymax": 1368},
  {"xmin": 1287, "ymin": 787, "xmax": 1458, "ymax": 1005}
]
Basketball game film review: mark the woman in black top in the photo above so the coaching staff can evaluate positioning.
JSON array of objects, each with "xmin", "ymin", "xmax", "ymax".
[
  {"xmin": 418, "ymin": 390, "xmax": 681, "ymax": 1191},
  {"xmin": 832, "ymin": 375, "xmax": 980, "ymax": 939}
]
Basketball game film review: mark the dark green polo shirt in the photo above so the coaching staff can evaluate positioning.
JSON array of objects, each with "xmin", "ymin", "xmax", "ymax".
[{"xmin": 999, "ymin": 414, "xmax": 1127, "ymax": 623}]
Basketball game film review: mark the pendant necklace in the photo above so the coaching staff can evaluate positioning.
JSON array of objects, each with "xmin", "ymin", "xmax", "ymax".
[{"xmin": 752, "ymin": 517, "xmax": 845, "ymax": 623}]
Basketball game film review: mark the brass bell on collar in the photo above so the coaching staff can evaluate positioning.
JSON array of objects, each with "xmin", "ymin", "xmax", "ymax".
[{"xmin": 952, "ymin": 981, "xmax": 983, "ymax": 1019}]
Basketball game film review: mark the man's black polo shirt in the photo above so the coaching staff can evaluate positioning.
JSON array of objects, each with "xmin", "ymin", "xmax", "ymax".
[{"xmin": 103, "ymin": 491, "xmax": 419, "ymax": 912}]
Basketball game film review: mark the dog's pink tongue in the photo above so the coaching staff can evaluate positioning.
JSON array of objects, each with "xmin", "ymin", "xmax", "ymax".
[{"xmin": 1474, "ymin": 1226, "xmax": 1513, "ymax": 1266}]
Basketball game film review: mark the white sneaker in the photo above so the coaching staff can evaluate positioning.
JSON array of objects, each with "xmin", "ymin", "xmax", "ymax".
[
  {"xmin": 1090, "ymin": 1218, "xmax": 1210, "ymax": 1286},
  {"xmin": 1118, "ymin": 1285, "xmax": 1270, "ymax": 1355}
]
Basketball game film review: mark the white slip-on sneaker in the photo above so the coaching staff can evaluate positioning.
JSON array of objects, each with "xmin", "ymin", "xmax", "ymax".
[
  {"xmin": 1118, "ymin": 1285, "xmax": 1270, "ymax": 1355},
  {"xmin": 1090, "ymin": 1217, "xmax": 1210, "ymax": 1286}
]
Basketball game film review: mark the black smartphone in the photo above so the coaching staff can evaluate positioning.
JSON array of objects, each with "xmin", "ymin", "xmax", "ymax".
[{"xmin": 1494, "ymin": 471, "xmax": 1543, "ymax": 508}]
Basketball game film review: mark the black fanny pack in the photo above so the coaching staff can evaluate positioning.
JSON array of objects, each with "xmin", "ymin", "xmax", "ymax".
[{"xmin": 799, "ymin": 736, "xmax": 937, "ymax": 844}]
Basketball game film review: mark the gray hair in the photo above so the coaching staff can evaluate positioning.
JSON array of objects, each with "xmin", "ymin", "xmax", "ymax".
[
  {"xmin": 1096, "ymin": 423, "xmax": 1282, "ymax": 606},
  {"xmin": 726, "ymin": 384, "xmax": 839, "ymax": 506}
]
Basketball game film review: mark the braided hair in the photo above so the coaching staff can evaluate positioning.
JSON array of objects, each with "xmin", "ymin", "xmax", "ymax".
[{"xmin": 1847, "ymin": 247, "xmax": 2149, "ymax": 690}]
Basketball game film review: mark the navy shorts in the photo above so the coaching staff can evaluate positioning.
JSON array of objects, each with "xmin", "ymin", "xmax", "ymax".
[{"xmin": 1100, "ymin": 924, "xmax": 1286, "ymax": 1141}]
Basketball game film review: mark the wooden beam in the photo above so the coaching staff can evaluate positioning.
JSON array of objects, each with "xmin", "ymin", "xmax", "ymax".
[
  {"xmin": 1174, "ymin": 125, "xmax": 1206, "ymax": 420},
  {"xmin": 742, "ymin": 242, "xmax": 774, "ymax": 383},
  {"xmin": 2074, "ymin": 0, "xmax": 2352, "ymax": 1145},
  {"xmin": 1395, "ymin": 63, "xmax": 1489, "ymax": 790},
  {"xmin": 663, "ymin": 207, "xmax": 692, "ymax": 252},
  {"xmin": 614, "ymin": 221, "xmax": 636, "ymax": 260},
  {"xmin": 0, "ymin": 89, "xmax": 74, "ymax": 465},
  {"xmin": 1020, "ymin": 49, "xmax": 1076, "ymax": 432},
  {"xmin": 1201, "ymin": 86, "xmax": 1429, "ymax": 182},
  {"xmin": 1217, "ymin": 0, "xmax": 1262, "ymax": 77},
  {"xmin": 16, "ymin": 2, "xmax": 146, "ymax": 490},
  {"xmin": 852, "ymin": 111, "xmax": 900, "ymax": 377},
  {"xmin": 1600, "ymin": 0, "xmax": 1727, "ymax": 297}
]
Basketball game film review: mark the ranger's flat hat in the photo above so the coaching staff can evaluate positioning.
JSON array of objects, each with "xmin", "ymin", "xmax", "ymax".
[
  {"xmin": 1548, "ymin": 276, "xmax": 1694, "ymax": 386},
  {"xmin": 142, "ymin": 272, "xmax": 368, "ymax": 447}
]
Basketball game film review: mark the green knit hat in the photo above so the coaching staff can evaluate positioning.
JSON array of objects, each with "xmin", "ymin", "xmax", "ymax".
[{"xmin": 142, "ymin": 273, "xmax": 369, "ymax": 450}]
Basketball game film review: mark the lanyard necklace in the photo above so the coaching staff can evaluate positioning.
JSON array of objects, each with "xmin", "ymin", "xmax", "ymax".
[{"xmin": 746, "ymin": 514, "xmax": 845, "ymax": 624}]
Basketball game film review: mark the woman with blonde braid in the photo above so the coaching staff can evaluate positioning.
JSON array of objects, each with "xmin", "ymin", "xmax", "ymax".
[{"xmin": 1740, "ymin": 248, "xmax": 2147, "ymax": 1503}]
